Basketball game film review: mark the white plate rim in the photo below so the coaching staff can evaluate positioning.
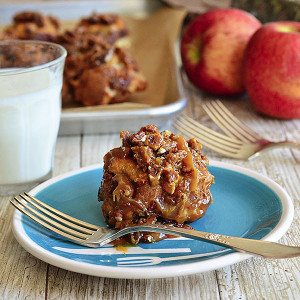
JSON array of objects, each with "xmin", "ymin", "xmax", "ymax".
[{"xmin": 12, "ymin": 161, "xmax": 294, "ymax": 279}]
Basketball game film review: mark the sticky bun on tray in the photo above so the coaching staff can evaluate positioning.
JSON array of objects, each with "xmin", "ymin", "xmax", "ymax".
[
  {"xmin": 75, "ymin": 13, "xmax": 130, "ymax": 48},
  {"xmin": 98, "ymin": 125, "xmax": 214, "ymax": 244},
  {"xmin": 0, "ymin": 11, "xmax": 60, "ymax": 41},
  {"xmin": 56, "ymin": 29, "xmax": 147, "ymax": 106}
]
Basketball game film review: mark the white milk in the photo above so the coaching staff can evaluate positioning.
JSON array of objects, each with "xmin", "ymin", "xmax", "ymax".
[{"xmin": 0, "ymin": 69, "xmax": 62, "ymax": 184}]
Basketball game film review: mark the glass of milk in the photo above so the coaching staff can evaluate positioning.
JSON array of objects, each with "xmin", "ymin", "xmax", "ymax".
[{"xmin": 0, "ymin": 40, "xmax": 66, "ymax": 195}]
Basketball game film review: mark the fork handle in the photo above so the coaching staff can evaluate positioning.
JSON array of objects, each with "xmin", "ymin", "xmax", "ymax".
[
  {"xmin": 250, "ymin": 141, "xmax": 300, "ymax": 160},
  {"xmin": 263, "ymin": 141, "xmax": 300, "ymax": 149},
  {"xmin": 102, "ymin": 225, "xmax": 300, "ymax": 259},
  {"xmin": 257, "ymin": 141, "xmax": 300, "ymax": 154}
]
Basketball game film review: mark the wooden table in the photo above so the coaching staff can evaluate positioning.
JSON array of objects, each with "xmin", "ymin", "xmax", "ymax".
[{"xmin": 1, "ymin": 83, "xmax": 299, "ymax": 299}]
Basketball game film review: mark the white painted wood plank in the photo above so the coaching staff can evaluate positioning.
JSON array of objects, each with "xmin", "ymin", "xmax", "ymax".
[
  {"xmin": 81, "ymin": 134, "xmax": 122, "ymax": 167},
  {"xmin": 0, "ymin": 196, "xmax": 47, "ymax": 299},
  {"xmin": 46, "ymin": 135, "xmax": 86, "ymax": 299},
  {"xmin": 53, "ymin": 136, "xmax": 81, "ymax": 176}
]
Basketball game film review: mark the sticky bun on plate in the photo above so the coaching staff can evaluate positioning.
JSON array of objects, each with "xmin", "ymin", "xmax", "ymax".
[{"xmin": 98, "ymin": 125, "xmax": 214, "ymax": 244}]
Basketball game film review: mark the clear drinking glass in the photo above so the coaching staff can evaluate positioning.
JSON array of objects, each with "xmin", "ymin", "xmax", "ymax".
[{"xmin": 0, "ymin": 40, "xmax": 66, "ymax": 195}]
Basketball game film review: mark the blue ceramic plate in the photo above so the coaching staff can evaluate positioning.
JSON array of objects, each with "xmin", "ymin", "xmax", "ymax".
[{"xmin": 12, "ymin": 161, "xmax": 294, "ymax": 279}]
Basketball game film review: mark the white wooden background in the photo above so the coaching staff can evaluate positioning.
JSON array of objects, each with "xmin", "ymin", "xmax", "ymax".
[{"xmin": 1, "ymin": 81, "xmax": 300, "ymax": 299}]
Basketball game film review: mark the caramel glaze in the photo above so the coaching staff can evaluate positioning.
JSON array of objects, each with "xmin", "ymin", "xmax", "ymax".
[
  {"xmin": 98, "ymin": 125, "xmax": 214, "ymax": 244},
  {"xmin": 55, "ymin": 29, "xmax": 147, "ymax": 106},
  {"xmin": 1, "ymin": 11, "xmax": 60, "ymax": 41},
  {"xmin": 76, "ymin": 13, "xmax": 130, "ymax": 46}
]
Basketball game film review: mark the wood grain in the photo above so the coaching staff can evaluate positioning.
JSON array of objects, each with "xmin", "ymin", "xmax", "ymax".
[{"xmin": 0, "ymin": 196, "xmax": 47, "ymax": 299}]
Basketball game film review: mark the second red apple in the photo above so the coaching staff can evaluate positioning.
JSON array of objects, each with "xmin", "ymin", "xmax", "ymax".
[
  {"xmin": 181, "ymin": 8, "xmax": 261, "ymax": 95},
  {"xmin": 243, "ymin": 21, "xmax": 300, "ymax": 119}
]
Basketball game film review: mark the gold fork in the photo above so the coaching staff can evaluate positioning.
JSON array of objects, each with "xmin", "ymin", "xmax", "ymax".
[
  {"xmin": 174, "ymin": 114, "xmax": 264, "ymax": 159},
  {"xmin": 10, "ymin": 193, "xmax": 300, "ymax": 258},
  {"xmin": 202, "ymin": 100, "xmax": 300, "ymax": 159},
  {"xmin": 173, "ymin": 107, "xmax": 300, "ymax": 160}
]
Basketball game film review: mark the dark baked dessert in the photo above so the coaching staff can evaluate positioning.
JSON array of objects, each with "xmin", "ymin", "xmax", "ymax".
[
  {"xmin": 98, "ymin": 125, "xmax": 214, "ymax": 244},
  {"xmin": 0, "ymin": 11, "xmax": 60, "ymax": 41},
  {"xmin": 56, "ymin": 29, "xmax": 147, "ymax": 106},
  {"xmin": 76, "ymin": 13, "xmax": 130, "ymax": 48}
]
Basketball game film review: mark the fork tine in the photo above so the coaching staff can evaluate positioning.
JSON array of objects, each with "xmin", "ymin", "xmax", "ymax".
[
  {"xmin": 10, "ymin": 198, "xmax": 90, "ymax": 244},
  {"xmin": 180, "ymin": 114, "xmax": 243, "ymax": 146},
  {"xmin": 11, "ymin": 196, "xmax": 91, "ymax": 239},
  {"xmin": 214, "ymin": 101, "xmax": 263, "ymax": 140},
  {"xmin": 19, "ymin": 193, "xmax": 95, "ymax": 234},
  {"xmin": 174, "ymin": 120, "xmax": 239, "ymax": 158},
  {"xmin": 117, "ymin": 258, "xmax": 154, "ymax": 267},
  {"xmin": 174, "ymin": 116, "xmax": 244, "ymax": 158},
  {"xmin": 24, "ymin": 192, "xmax": 99, "ymax": 230},
  {"xmin": 202, "ymin": 100, "xmax": 263, "ymax": 143}
]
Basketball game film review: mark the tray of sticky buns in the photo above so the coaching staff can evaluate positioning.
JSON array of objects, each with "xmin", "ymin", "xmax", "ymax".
[{"xmin": 0, "ymin": 0, "xmax": 187, "ymax": 134}]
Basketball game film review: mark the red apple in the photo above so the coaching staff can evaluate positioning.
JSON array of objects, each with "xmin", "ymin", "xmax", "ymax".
[
  {"xmin": 243, "ymin": 21, "xmax": 300, "ymax": 119},
  {"xmin": 180, "ymin": 8, "xmax": 261, "ymax": 95}
]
